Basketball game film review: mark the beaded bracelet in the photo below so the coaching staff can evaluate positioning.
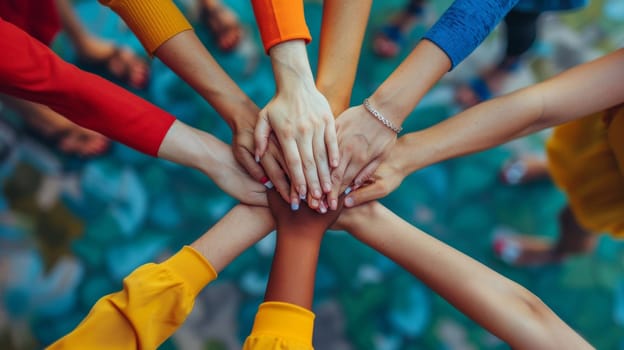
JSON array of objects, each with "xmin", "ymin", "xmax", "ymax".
[{"xmin": 363, "ymin": 98, "xmax": 403, "ymax": 134}]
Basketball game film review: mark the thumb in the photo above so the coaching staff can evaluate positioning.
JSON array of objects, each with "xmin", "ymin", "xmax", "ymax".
[
  {"xmin": 254, "ymin": 110, "xmax": 271, "ymax": 161},
  {"xmin": 344, "ymin": 182, "xmax": 387, "ymax": 208}
]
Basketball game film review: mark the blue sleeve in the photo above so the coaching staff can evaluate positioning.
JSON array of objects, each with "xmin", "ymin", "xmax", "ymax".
[{"xmin": 423, "ymin": 0, "xmax": 520, "ymax": 70}]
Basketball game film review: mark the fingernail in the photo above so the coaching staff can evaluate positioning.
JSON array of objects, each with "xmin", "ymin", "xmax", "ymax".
[
  {"xmin": 255, "ymin": 155, "xmax": 260, "ymax": 163},
  {"xmin": 354, "ymin": 179, "xmax": 362, "ymax": 187},
  {"xmin": 320, "ymin": 203, "xmax": 327, "ymax": 213},
  {"xmin": 323, "ymin": 182, "xmax": 332, "ymax": 193},
  {"xmin": 291, "ymin": 202, "xmax": 299, "ymax": 211},
  {"xmin": 331, "ymin": 199, "xmax": 337, "ymax": 210},
  {"xmin": 311, "ymin": 198, "xmax": 319, "ymax": 208},
  {"xmin": 259, "ymin": 176, "xmax": 268, "ymax": 183},
  {"xmin": 298, "ymin": 185, "xmax": 307, "ymax": 198},
  {"xmin": 332, "ymin": 158, "xmax": 339, "ymax": 167},
  {"xmin": 264, "ymin": 181, "xmax": 274, "ymax": 189},
  {"xmin": 345, "ymin": 197, "xmax": 354, "ymax": 207},
  {"xmin": 299, "ymin": 192, "xmax": 306, "ymax": 200},
  {"xmin": 313, "ymin": 189, "xmax": 322, "ymax": 199},
  {"xmin": 344, "ymin": 186, "xmax": 352, "ymax": 195}
]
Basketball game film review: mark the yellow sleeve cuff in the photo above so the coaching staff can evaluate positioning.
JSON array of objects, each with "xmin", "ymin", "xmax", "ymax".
[
  {"xmin": 249, "ymin": 302, "xmax": 315, "ymax": 344},
  {"xmin": 161, "ymin": 245, "xmax": 218, "ymax": 296},
  {"xmin": 99, "ymin": 0, "xmax": 192, "ymax": 55}
]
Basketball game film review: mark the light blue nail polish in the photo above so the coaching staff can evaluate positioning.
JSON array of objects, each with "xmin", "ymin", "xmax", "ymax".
[
  {"xmin": 344, "ymin": 186, "xmax": 352, "ymax": 195},
  {"xmin": 291, "ymin": 202, "xmax": 299, "ymax": 211},
  {"xmin": 264, "ymin": 181, "xmax": 274, "ymax": 189},
  {"xmin": 345, "ymin": 197, "xmax": 354, "ymax": 207},
  {"xmin": 299, "ymin": 193, "xmax": 306, "ymax": 200}
]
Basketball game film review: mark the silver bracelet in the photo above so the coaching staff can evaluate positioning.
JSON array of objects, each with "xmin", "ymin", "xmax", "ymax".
[{"xmin": 363, "ymin": 98, "xmax": 402, "ymax": 134}]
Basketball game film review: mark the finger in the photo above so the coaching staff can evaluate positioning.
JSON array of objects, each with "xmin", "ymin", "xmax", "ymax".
[
  {"xmin": 260, "ymin": 152, "xmax": 290, "ymax": 203},
  {"xmin": 306, "ymin": 192, "xmax": 320, "ymax": 210},
  {"xmin": 300, "ymin": 134, "xmax": 322, "ymax": 200},
  {"xmin": 281, "ymin": 138, "xmax": 307, "ymax": 199},
  {"xmin": 328, "ymin": 152, "xmax": 350, "ymax": 210},
  {"xmin": 254, "ymin": 110, "xmax": 271, "ymax": 160},
  {"xmin": 290, "ymin": 183, "xmax": 300, "ymax": 211},
  {"xmin": 235, "ymin": 147, "xmax": 267, "ymax": 183},
  {"xmin": 325, "ymin": 118, "xmax": 340, "ymax": 168},
  {"xmin": 314, "ymin": 129, "xmax": 332, "ymax": 195},
  {"xmin": 344, "ymin": 182, "xmax": 388, "ymax": 207},
  {"xmin": 352, "ymin": 159, "xmax": 381, "ymax": 189}
]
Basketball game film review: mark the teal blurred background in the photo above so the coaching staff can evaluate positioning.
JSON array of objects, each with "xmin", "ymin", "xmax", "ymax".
[{"xmin": 1, "ymin": 0, "xmax": 624, "ymax": 349}]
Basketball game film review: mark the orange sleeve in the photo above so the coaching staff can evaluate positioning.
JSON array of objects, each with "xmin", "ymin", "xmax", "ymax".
[{"xmin": 251, "ymin": 0, "xmax": 311, "ymax": 54}]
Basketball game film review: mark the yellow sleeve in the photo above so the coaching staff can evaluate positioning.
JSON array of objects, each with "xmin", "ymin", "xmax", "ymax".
[
  {"xmin": 98, "ymin": 0, "xmax": 193, "ymax": 55},
  {"xmin": 243, "ymin": 302, "xmax": 315, "ymax": 350},
  {"xmin": 47, "ymin": 246, "xmax": 217, "ymax": 350}
]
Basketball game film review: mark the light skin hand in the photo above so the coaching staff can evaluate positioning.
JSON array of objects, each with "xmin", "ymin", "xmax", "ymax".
[
  {"xmin": 157, "ymin": 121, "xmax": 267, "ymax": 206},
  {"xmin": 255, "ymin": 40, "xmax": 339, "ymax": 206},
  {"xmin": 328, "ymin": 104, "xmax": 397, "ymax": 210}
]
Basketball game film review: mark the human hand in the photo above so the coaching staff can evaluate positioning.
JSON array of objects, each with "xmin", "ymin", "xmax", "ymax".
[
  {"xmin": 327, "ymin": 104, "xmax": 397, "ymax": 210},
  {"xmin": 196, "ymin": 131, "xmax": 268, "ymax": 206},
  {"xmin": 267, "ymin": 189, "xmax": 341, "ymax": 239},
  {"xmin": 256, "ymin": 40, "xmax": 339, "ymax": 207},
  {"xmin": 342, "ymin": 143, "xmax": 409, "ymax": 208}
]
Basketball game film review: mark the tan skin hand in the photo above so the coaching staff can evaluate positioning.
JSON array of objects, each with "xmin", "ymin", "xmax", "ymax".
[{"xmin": 328, "ymin": 105, "xmax": 397, "ymax": 210}]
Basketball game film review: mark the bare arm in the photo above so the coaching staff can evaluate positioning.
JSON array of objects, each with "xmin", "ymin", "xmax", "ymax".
[
  {"xmin": 345, "ymin": 49, "xmax": 624, "ymax": 206},
  {"xmin": 316, "ymin": 0, "xmax": 373, "ymax": 115},
  {"xmin": 263, "ymin": 190, "xmax": 341, "ymax": 308},
  {"xmin": 49, "ymin": 204, "xmax": 274, "ymax": 349},
  {"xmin": 337, "ymin": 203, "xmax": 594, "ymax": 350}
]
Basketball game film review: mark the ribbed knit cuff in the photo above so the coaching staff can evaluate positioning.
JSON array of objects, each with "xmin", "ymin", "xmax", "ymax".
[
  {"xmin": 99, "ymin": 0, "xmax": 192, "ymax": 55},
  {"xmin": 251, "ymin": 0, "xmax": 311, "ymax": 54},
  {"xmin": 250, "ymin": 302, "xmax": 315, "ymax": 344},
  {"xmin": 160, "ymin": 246, "xmax": 217, "ymax": 297}
]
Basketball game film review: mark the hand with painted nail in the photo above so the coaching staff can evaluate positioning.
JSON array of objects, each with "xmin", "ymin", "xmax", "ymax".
[
  {"xmin": 327, "ymin": 104, "xmax": 397, "ymax": 210},
  {"xmin": 255, "ymin": 41, "xmax": 339, "ymax": 205},
  {"xmin": 160, "ymin": 122, "xmax": 268, "ymax": 206}
]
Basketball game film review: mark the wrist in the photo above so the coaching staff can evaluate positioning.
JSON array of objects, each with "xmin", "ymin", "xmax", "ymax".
[
  {"xmin": 340, "ymin": 202, "xmax": 382, "ymax": 233},
  {"xmin": 269, "ymin": 40, "xmax": 315, "ymax": 91},
  {"xmin": 368, "ymin": 87, "xmax": 410, "ymax": 128},
  {"xmin": 392, "ymin": 129, "xmax": 441, "ymax": 177}
]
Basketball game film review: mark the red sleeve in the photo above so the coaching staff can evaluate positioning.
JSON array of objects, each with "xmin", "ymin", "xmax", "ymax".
[
  {"xmin": 251, "ymin": 0, "xmax": 311, "ymax": 53},
  {"xmin": 0, "ymin": 18, "xmax": 175, "ymax": 157}
]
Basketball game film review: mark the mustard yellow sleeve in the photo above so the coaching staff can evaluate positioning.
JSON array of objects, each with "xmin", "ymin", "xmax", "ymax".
[
  {"xmin": 251, "ymin": 0, "xmax": 311, "ymax": 53},
  {"xmin": 47, "ymin": 246, "xmax": 217, "ymax": 350},
  {"xmin": 98, "ymin": 0, "xmax": 193, "ymax": 55},
  {"xmin": 243, "ymin": 302, "xmax": 315, "ymax": 350}
]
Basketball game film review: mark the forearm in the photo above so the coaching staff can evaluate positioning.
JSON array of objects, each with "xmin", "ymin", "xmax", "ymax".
[
  {"xmin": 154, "ymin": 31, "xmax": 260, "ymax": 129},
  {"xmin": 251, "ymin": 0, "xmax": 311, "ymax": 53},
  {"xmin": 269, "ymin": 40, "xmax": 316, "ymax": 92},
  {"xmin": 191, "ymin": 204, "xmax": 274, "ymax": 272},
  {"xmin": 0, "ymin": 19, "xmax": 174, "ymax": 156},
  {"xmin": 393, "ymin": 49, "xmax": 624, "ymax": 174},
  {"xmin": 49, "ymin": 205, "xmax": 274, "ymax": 349},
  {"xmin": 368, "ymin": 40, "xmax": 451, "ymax": 126},
  {"xmin": 264, "ymin": 228, "xmax": 322, "ymax": 309},
  {"xmin": 341, "ymin": 203, "xmax": 592, "ymax": 349},
  {"xmin": 316, "ymin": 0, "xmax": 372, "ymax": 114}
]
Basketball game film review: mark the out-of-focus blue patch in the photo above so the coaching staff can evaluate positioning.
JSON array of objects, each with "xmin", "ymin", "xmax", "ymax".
[{"xmin": 105, "ymin": 234, "xmax": 170, "ymax": 281}]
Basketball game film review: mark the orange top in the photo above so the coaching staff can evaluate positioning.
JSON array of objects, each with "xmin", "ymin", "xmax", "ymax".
[{"xmin": 251, "ymin": 0, "xmax": 311, "ymax": 53}]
